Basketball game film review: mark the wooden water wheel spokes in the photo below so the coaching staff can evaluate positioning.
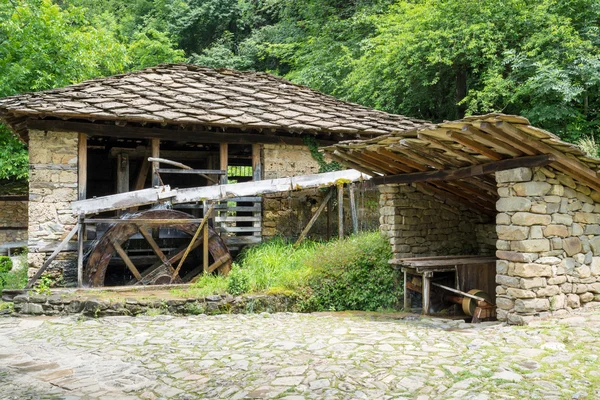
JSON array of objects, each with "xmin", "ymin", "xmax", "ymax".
[{"xmin": 84, "ymin": 209, "xmax": 232, "ymax": 287}]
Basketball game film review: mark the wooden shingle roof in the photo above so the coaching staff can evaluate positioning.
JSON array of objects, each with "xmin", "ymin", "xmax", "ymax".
[
  {"xmin": 324, "ymin": 114, "xmax": 600, "ymax": 214},
  {"xmin": 0, "ymin": 64, "xmax": 427, "ymax": 141}
]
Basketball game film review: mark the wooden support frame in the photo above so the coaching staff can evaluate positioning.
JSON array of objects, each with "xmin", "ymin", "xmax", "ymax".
[
  {"xmin": 252, "ymin": 144, "xmax": 262, "ymax": 181},
  {"xmin": 446, "ymin": 130, "xmax": 504, "ymax": 160},
  {"xmin": 348, "ymin": 183, "xmax": 358, "ymax": 234},
  {"xmin": 220, "ymin": 143, "xmax": 228, "ymax": 185},
  {"xmin": 294, "ymin": 188, "xmax": 334, "ymax": 247},
  {"xmin": 372, "ymin": 154, "xmax": 555, "ymax": 185},
  {"xmin": 337, "ymin": 183, "xmax": 344, "ymax": 239},
  {"xmin": 151, "ymin": 139, "xmax": 160, "ymax": 187},
  {"xmin": 417, "ymin": 133, "xmax": 481, "ymax": 165},
  {"xmin": 116, "ymin": 153, "xmax": 130, "ymax": 194},
  {"xmin": 78, "ymin": 133, "xmax": 87, "ymax": 200},
  {"xmin": 77, "ymin": 214, "xmax": 85, "ymax": 287}
]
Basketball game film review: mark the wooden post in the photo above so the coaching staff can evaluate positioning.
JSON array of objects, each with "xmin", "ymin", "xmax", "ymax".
[
  {"xmin": 294, "ymin": 188, "xmax": 334, "ymax": 247},
  {"xmin": 151, "ymin": 139, "xmax": 160, "ymax": 187},
  {"xmin": 403, "ymin": 269, "xmax": 410, "ymax": 312},
  {"xmin": 77, "ymin": 214, "xmax": 84, "ymax": 287},
  {"xmin": 203, "ymin": 222, "xmax": 209, "ymax": 273},
  {"xmin": 422, "ymin": 272, "xmax": 432, "ymax": 315},
  {"xmin": 78, "ymin": 133, "xmax": 87, "ymax": 200},
  {"xmin": 116, "ymin": 153, "xmax": 130, "ymax": 193},
  {"xmin": 220, "ymin": 143, "xmax": 228, "ymax": 185},
  {"xmin": 326, "ymin": 194, "xmax": 331, "ymax": 240},
  {"xmin": 337, "ymin": 183, "xmax": 344, "ymax": 239},
  {"xmin": 252, "ymin": 144, "xmax": 261, "ymax": 181},
  {"xmin": 348, "ymin": 183, "xmax": 358, "ymax": 235}
]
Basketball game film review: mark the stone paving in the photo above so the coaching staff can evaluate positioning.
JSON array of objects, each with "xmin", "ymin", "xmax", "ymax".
[{"xmin": 1, "ymin": 311, "xmax": 600, "ymax": 399}]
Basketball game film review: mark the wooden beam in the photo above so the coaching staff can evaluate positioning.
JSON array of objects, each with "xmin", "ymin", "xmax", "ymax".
[
  {"xmin": 151, "ymin": 139, "xmax": 160, "ymax": 187},
  {"xmin": 446, "ymin": 130, "xmax": 504, "ymax": 160},
  {"xmin": 77, "ymin": 215, "xmax": 84, "ymax": 288},
  {"xmin": 26, "ymin": 223, "xmax": 80, "ymax": 289},
  {"xmin": 252, "ymin": 144, "xmax": 262, "ymax": 181},
  {"xmin": 348, "ymin": 183, "xmax": 358, "ymax": 235},
  {"xmin": 26, "ymin": 119, "xmax": 336, "ymax": 146},
  {"xmin": 360, "ymin": 150, "xmax": 403, "ymax": 174},
  {"xmin": 116, "ymin": 153, "xmax": 130, "ymax": 194},
  {"xmin": 462, "ymin": 125, "xmax": 524, "ymax": 157},
  {"xmin": 392, "ymin": 145, "xmax": 446, "ymax": 169},
  {"xmin": 220, "ymin": 143, "xmax": 228, "ymax": 185},
  {"xmin": 375, "ymin": 148, "xmax": 427, "ymax": 171},
  {"xmin": 373, "ymin": 154, "xmax": 555, "ymax": 185},
  {"xmin": 338, "ymin": 183, "xmax": 344, "ymax": 239},
  {"xmin": 476, "ymin": 122, "xmax": 538, "ymax": 155},
  {"xmin": 330, "ymin": 152, "xmax": 378, "ymax": 177},
  {"xmin": 133, "ymin": 158, "xmax": 150, "ymax": 191},
  {"xmin": 109, "ymin": 237, "xmax": 142, "ymax": 281},
  {"xmin": 78, "ymin": 133, "xmax": 87, "ymax": 200},
  {"xmin": 157, "ymin": 168, "xmax": 225, "ymax": 175},
  {"xmin": 72, "ymin": 186, "xmax": 174, "ymax": 215},
  {"xmin": 333, "ymin": 150, "xmax": 388, "ymax": 175},
  {"xmin": 138, "ymin": 226, "xmax": 171, "ymax": 267},
  {"xmin": 419, "ymin": 182, "xmax": 494, "ymax": 215},
  {"xmin": 294, "ymin": 188, "xmax": 334, "ymax": 247}
]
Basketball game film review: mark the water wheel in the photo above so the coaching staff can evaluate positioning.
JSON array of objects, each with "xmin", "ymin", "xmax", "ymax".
[{"xmin": 84, "ymin": 209, "xmax": 232, "ymax": 287}]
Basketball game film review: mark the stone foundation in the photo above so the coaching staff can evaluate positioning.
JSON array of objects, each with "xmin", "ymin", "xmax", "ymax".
[
  {"xmin": 495, "ymin": 167, "xmax": 600, "ymax": 324},
  {"xmin": 27, "ymin": 130, "xmax": 79, "ymax": 285},
  {"xmin": 379, "ymin": 184, "xmax": 495, "ymax": 258}
]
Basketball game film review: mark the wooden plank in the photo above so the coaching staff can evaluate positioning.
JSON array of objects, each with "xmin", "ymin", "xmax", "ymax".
[
  {"xmin": 109, "ymin": 237, "xmax": 143, "ymax": 281},
  {"xmin": 360, "ymin": 151, "xmax": 403, "ymax": 173},
  {"xmin": 476, "ymin": 122, "xmax": 539, "ymax": 155},
  {"xmin": 85, "ymin": 218, "xmax": 202, "ymax": 225},
  {"xmin": 27, "ymin": 119, "xmax": 333, "ymax": 146},
  {"xmin": 376, "ymin": 148, "xmax": 428, "ymax": 171},
  {"xmin": 446, "ymin": 131, "xmax": 504, "ymax": 160},
  {"xmin": 338, "ymin": 183, "xmax": 344, "ymax": 239},
  {"xmin": 116, "ymin": 153, "xmax": 130, "ymax": 194},
  {"xmin": 395, "ymin": 255, "xmax": 484, "ymax": 262},
  {"xmin": 220, "ymin": 196, "xmax": 262, "ymax": 202},
  {"xmin": 206, "ymin": 254, "xmax": 230, "ymax": 274},
  {"xmin": 333, "ymin": 150, "xmax": 389, "ymax": 175},
  {"xmin": 330, "ymin": 152, "xmax": 378, "ymax": 177},
  {"xmin": 215, "ymin": 216, "xmax": 261, "ymax": 222},
  {"xmin": 403, "ymin": 257, "xmax": 497, "ymax": 267},
  {"xmin": 150, "ymin": 157, "xmax": 218, "ymax": 184},
  {"xmin": 392, "ymin": 145, "xmax": 446, "ymax": 169},
  {"xmin": 422, "ymin": 274, "xmax": 431, "ymax": 315},
  {"xmin": 151, "ymin": 139, "xmax": 160, "ymax": 187},
  {"xmin": 217, "ymin": 226, "xmax": 262, "ymax": 233},
  {"xmin": 294, "ymin": 188, "xmax": 334, "ymax": 247},
  {"xmin": 252, "ymin": 144, "xmax": 262, "ymax": 181},
  {"xmin": 203, "ymin": 223, "xmax": 209, "ymax": 274},
  {"xmin": 133, "ymin": 158, "xmax": 150, "ymax": 191},
  {"xmin": 78, "ymin": 133, "xmax": 87, "ymax": 200},
  {"xmin": 220, "ymin": 143, "xmax": 228, "ymax": 185},
  {"xmin": 348, "ymin": 183, "xmax": 358, "ymax": 234},
  {"xmin": 214, "ymin": 205, "xmax": 262, "ymax": 212},
  {"xmin": 373, "ymin": 155, "xmax": 554, "ymax": 185},
  {"xmin": 138, "ymin": 226, "xmax": 170, "ymax": 267},
  {"xmin": 157, "ymin": 168, "xmax": 226, "ymax": 175},
  {"xmin": 26, "ymin": 223, "xmax": 80, "ymax": 289},
  {"xmin": 224, "ymin": 236, "xmax": 262, "ymax": 245},
  {"xmin": 72, "ymin": 186, "xmax": 174, "ymax": 215},
  {"xmin": 77, "ymin": 215, "xmax": 84, "ymax": 288}
]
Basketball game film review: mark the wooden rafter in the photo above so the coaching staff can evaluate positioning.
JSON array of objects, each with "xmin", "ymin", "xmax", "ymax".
[
  {"xmin": 446, "ymin": 130, "xmax": 504, "ymax": 160},
  {"xmin": 461, "ymin": 125, "xmax": 524, "ymax": 157}
]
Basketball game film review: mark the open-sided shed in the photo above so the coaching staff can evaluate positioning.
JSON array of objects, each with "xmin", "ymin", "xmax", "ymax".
[
  {"xmin": 0, "ymin": 64, "xmax": 425, "ymax": 286},
  {"xmin": 325, "ymin": 114, "xmax": 600, "ymax": 324}
]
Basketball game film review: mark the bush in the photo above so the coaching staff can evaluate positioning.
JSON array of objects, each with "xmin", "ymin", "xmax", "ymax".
[
  {"xmin": 302, "ymin": 232, "xmax": 402, "ymax": 312},
  {"xmin": 0, "ymin": 254, "xmax": 28, "ymax": 291},
  {"xmin": 227, "ymin": 264, "xmax": 250, "ymax": 296}
]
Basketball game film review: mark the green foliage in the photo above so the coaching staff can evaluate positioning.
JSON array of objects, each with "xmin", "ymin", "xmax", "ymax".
[
  {"xmin": 188, "ymin": 273, "xmax": 229, "ymax": 296},
  {"xmin": 0, "ymin": 255, "xmax": 28, "ymax": 291},
  {"xmin": 301, "ymin": 232, "xmax": 400, "ymax": 312},
  {"xmin": 303, "ymin": 136, "xmax": 342, "ymax": 173},
  {"xmin": 126, "ymin": 28, "xmax": 185, "ymax": 70},
  {"xmin": 35, "ymin": 274, "xmax": 53, "ymax": 295},
  {"xmin": 227, "ymin": 264, "xmax": 250, "ymax": 296}
]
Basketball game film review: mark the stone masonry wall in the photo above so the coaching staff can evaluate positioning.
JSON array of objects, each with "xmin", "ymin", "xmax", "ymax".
[
  {"xmin": 27, "ymin": 130, "xmax": 79, "ymax": 285},
  {"xmin": 262, "ymin": 143, "xmax": 378, "ymax": 239},
  {"xmin": 0, "ymin": 200, "xmax": 28, "ymax": 244},
  {"xmin": 379, "ymin": 184, "xmax": 495, "ymax": 258},
  {"xmin": 495, "ymin": 167, "xmax": 600, "ymax": 324}
]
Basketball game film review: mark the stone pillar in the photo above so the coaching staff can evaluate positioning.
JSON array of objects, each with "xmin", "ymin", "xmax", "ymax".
[
  {"xmin": 28, "ymin": 130, "xmax": 79, "ymax": 285},
  {"xmin": 495, "ymin": 167, "xmax": 600, "ymax": 324}
]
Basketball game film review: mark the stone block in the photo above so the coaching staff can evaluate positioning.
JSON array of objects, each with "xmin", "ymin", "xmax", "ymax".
[
  {"xmin": 510, "ymin": 239, "xmax": 550, "ymax": 253},
  {"xmin": 591, "ymin": 257, "xmax": 600, "ymax": 276},
  {"xmin": 580, "ymin": 292, "xmax": 594, "ymax": 303},
  {"xmin": 574, "ymin": 265, "xmax": 591, "ymax": 279},
  {"xmin": 496, "ymin": 260, "xmax": 509, "ymax": 275},
  {"xmin": 513, "ymin": 182, "xmax": 551, "ymax": 197},
  {"xmin": 584, "ymin": 225, "xmax": 600, "ymax": 235},
  {"xmin": 521, "ymin": 277, "xmax": 546, "ymax": 289},
  {"xmin": 496, "ymin": 213, "xmax": 511, "ymax": 225},
  {"xmin": 496, "ymin": 198, "xmax": 531, "ymax": 212},
  {"xmin": 575, "ymin": 284, "xmax": 589, "ymax": 294},
  {"xmin": 496, "ymin": 250, "xmax": 539, "ymax": 263},
  {"xmin": 507, "ymin": 288, "xmax": 536, "ymax": 299},
  {"xmin": 512, "ymin": 263, "xmax": 552, "ymax": 278},
  {"xmin": 590, "ymin": 237, "xmax": 600, "ymax": 256},
  {"xmin": 542, "ymin": 225, "xmax": 568, "ymax": 238},
  {"xmin": 574, "ymin": 212, "xmax": 600, "ymax": 224},
  {"xmin": 588, "ymin": 283, "xmax": 600, "ymax": 293},
  {"xmin": 548, "ymin": 276, "xmax": 567, "ymax": 285},
  {"xmin": 514, "ymin": 298, "xmax": 550, "ymax": 313},
  {"xmin": 496, "ymin": 275, "xmax": 520, "ymax": 288},
  {"xmin": 496, "ymin": 225, "xmax": 529, "ymax": 240},
  {"xmin": 550, "ymin": 293, "xmax": 566, "ymax": 310},
  {"xmin": 536, "ymin": 256, "xmax": 561, "ymax": 265},
  {"xmin": 495, "ymin": 168, "xmax": 532, "ymax": 183},
  {"xmin": 561, "ymin": 282, "xmax": 573, "ymax": 293},
  {"xmin": 557, "ymin": 174, "xmax": 577, "ymax": 189},
  {"xmin": 563, "ymin": 237, "xmax": 583, "ymax": 256},
  {"xmin": 496, "ymin": 297, "xmax": 514, "ymax": 310},
  {"xmin": 511, "ymin": 212, "xmax": 551, "ymax": 226},
  {"xmin": 536, "ymin": 286, "xmax": 560, "ymax": 297}
]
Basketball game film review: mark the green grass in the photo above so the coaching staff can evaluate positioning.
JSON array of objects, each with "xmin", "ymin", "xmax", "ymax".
[
  {"xmin": 174, "ymin": 231, "xmax": 401, "ymax": 312},
  {"xmin": 0, "ymin": 253, "xmax": 28, "ymax": 292}
]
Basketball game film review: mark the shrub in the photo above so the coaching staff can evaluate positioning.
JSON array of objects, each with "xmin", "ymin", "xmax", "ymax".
[
  {"xmin": 227, "ymin": 264, "xmax": 250, "ymax": 296},
  {"xmin": 0, "ymin": 254, "xmax": 28, "ymax": 291},
  {"xmin": 302, "ymin": 232, "xmax": 402, "ymax": 312},
  {"xmin": 0, "ymin": 256, "xmax": 11, "ymax": 274}
]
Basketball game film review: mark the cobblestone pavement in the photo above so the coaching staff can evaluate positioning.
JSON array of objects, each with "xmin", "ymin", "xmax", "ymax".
[{"xmin": 1, "ymin": 311, "xmax": 600, "ymax": 400}]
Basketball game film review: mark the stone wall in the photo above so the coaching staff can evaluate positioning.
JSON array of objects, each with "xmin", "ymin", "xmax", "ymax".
[
  {"xmin": 262, "ymin": 143, "xmax": 379, "ymax": 239},
  {"xmin": 0, "ymin": 200, "xmax": 28, "ymax": 244},
  {"xmin": 495, "ymin": 167, "xmax": 600, "ymax": 324},
  {"xmin": 27, "ymin": 130, "xmax": 79, "ymax": 285},
  {"xmin": 379, "ymin": 184, "xmax": 495, "ymax": 258}
]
